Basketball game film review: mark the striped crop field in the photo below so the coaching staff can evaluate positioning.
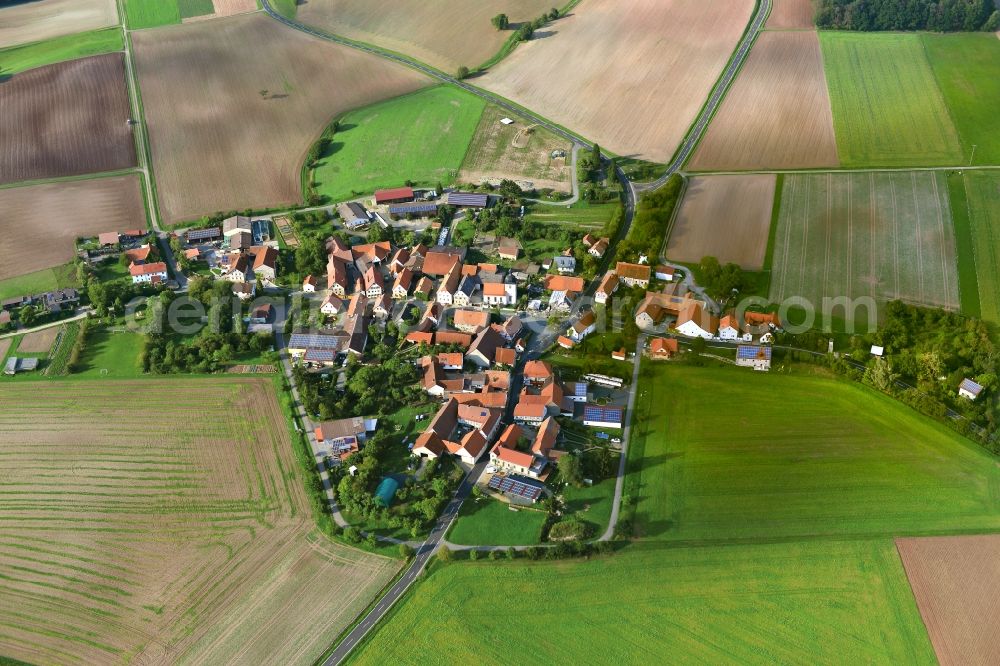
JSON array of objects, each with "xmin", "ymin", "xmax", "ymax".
[
  {"xmin": 769, "ymin": 171, "xmax": 960, "ymax": 325},
  {"xmin": 0, "ymin": 379, "xmax": 398, "ymax": 665},
  {"xmin": 820, "ymin": 32, "xmax": 963, "ymax": 167}
]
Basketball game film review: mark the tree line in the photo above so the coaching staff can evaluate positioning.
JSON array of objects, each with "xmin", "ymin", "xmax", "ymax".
[{"xmin": 815, "ymin": 0, "xmax": 999, "ymax": 31}]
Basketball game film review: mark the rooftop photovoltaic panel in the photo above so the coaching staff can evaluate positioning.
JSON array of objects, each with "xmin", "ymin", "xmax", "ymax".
[
  {"xmin": 488, "ymin": 475, "xmax": 543, "ymax": 501},
  {"xmin": 389, "ymin": 203, "xmax": 439, "ymax": 215},
  {"xmin": 445, "ymin": 192, "xmax": 489, "ymax": 207},
  {"xmin": 583, "ymin": 404, "xmax": 623, "ymax": 422},
  {"xmin": 304, "ymin": 349, "xmax": 337, "ymax": 362},
  {"xmin": 289, "ymin": 333, "xmax": 343, "ymax": 350},
  {"xmin": 737, "ymin": 345, "xmax": 771, "ymax": 360},
  {"xmin": 186, "ymin": 227, "xmax": 220, "ymax": 240}
]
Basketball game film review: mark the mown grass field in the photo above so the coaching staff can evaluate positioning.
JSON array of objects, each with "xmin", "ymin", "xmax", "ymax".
[
  {"xmin": 768, "ymin": 171, "xmax": 960, "ymax": 324},
  {"xmin": 627, "ymin": 364, "xmax": 1000, "ymax": 543},
  {"xmin": 820, "ymin": 32, "xmax": 963, "ymax": 167},
  {"xmin": 74, "ymin": 328, "xmax": 146, "ymax": 378},
  {"xmin": 448, "ymin": 498, "xmax": 547, "ymax": 546},
  {"xmin": 523, "ymin": 200, "xmax": 616, "ymax": 230},
  {"xmin": 125, "ymin": 0, "xmax": 182, "ymax": 28},
  {"xmin": 956, "ymin": 171, "xmax": 1000, "ymax": 324},
  {"xmin": 0, "ymin": 263, "xmax": 78, "ymax": 301},
  {"xmin": 922, "ymin": 33, "xmax": 1000, "ymax": 167},
  {"xmin": 0, "ymin": 27, "xmax": 123, "ymax": 74},
  {"xmin": 0, "ymin": 379, "xmax": 398, "ymax": 665},
  {"xmin": 349, "ymin": 540, "xmax": 934, "ymax": 664},
  {"xmin": 312, "ymin": 86, "xmax": 483, "ymax": 203}
]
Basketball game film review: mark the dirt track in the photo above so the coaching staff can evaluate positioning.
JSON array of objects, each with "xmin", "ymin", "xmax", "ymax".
[
  {"xmin": 480, "ymin": 0, "xmax": 755, "ymax": 163},
  {"xmin": 0, "ymin": 175, "xmax": 144, "ymax": 281},
  {"xmin": 0, "ymin": 53, "xmax": 136, "ymax": 185},
  {"xmin": 0, "ymin": 0, "xmax": 117, "ymax": 49},
  {"xmin": 897, "ymin": 535, "xmax": 1000, "ymax": 666},
  {"xmin": 132, "ymin": 13, "xmax": 429, "ymax": 224},
  {"xmin": 667, "ymin": 174, "xmax": 776, "ymax": 269},
  {"xmin": 689, "ymin": 31, "xmax": 839, "ymax": 171}
]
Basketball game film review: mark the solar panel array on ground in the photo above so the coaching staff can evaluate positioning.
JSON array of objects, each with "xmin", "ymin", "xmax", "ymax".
[
  {"xmin": 736, "ymin": 345, "xmax": 771, "ymax": 360},
  {"xmin": 488, "ymin": 474, "xmax": 543, "ymax": 502}
]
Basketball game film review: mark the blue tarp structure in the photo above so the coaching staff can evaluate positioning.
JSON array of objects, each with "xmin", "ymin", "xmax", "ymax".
[{"xmin": 374, "ymin": 477, "xmax": 400, "ymax": 508}]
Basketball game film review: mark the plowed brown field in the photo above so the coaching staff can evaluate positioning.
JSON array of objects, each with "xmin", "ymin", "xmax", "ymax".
[
  {"xmin": 298, "ymin": 0, "xmax": 556, "ymax": 73},
  {"xmin": 666, "ymin": 175, "xmax": 776, "ymax": 269},
  {"xmin": 0, "ymin": 379, "xmax": 398, "ymax": 666},
  {"xmin": 0, "ymin": 53, "xmax": 135, "ymax": 185},
  {"xmin": 16, "ymin": 327, "xmax": 59, "ymax": 353},
  {"xmin": 0, "ymin": 0, "xmax": 117, "ymax": 49},
  {"xmin": 766, "ymin": 0, "xmax": 815, "ymax": 29},
  {"xmin": 132, "ymin": 13, "xmax": 429, "ymax": 224},
  {"xmin": 688, "ymin": 31, "xmax": 839, "ymax": 171},
  {"xmin": 480, "ymin": 0, "xmax": 755, "ymax": 163},
  {"xmin": 0, "ymin": 175, "xmax": 145, "ymax": 281},
  {"xmin": 896, "ymin": 535, "xmax": 1000, "ymax": 666}
]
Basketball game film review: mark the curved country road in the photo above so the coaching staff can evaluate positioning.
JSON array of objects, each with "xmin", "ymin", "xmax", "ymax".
[{"xmin": 259, "ymin": 1, "xmax": 770, "ymax": 663}]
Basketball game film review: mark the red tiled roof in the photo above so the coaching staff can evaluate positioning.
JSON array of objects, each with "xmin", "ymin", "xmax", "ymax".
[
  {"xmin": 615, "ymin": 262, "xmax": 651, "ymax": 281},
  {"xmin": 544, "ymin": 275, "xmax": 585, "ymax": 292},
  {"xmin": 491, "ymin": 443, "xmax": 535, "ymax": 469},
  {"xmin": 374, "ymin": 186, "xmax": 414, "ymax": 203},
  {"xmin": 129, "ymin": 261, "xmax": 167, "ymax": 276}
]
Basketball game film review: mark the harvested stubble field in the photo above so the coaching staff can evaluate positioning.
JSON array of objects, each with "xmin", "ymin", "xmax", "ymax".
[
  {"xmin": 821, "ymin": 32, "xmax": 963, "ymax": 167},
  {"xmin": 132, "ymin": 13, "xmax": 430, "ymax": 224},
  {"xmin": 480, "ymin": 0, "xmax": 755, "ymax": 163},
  {"xmin": 0, "ymin": 0, "xmax": 117, "ymax": 49},
  {"xmin": 769, "ymin": 171, "xmax": 960, "ymax": 320},
  {"xmin": 896, "ymin": 534, "xmax": 1000, "ymax": 666},
  {"xmin": 297, "ymin": 0, "xmax": 556, "ymax": 73},
  {"xmin": 350, "ymin": 541, "xmax": 934, "ymax": 664},
  {"xmin": 666, "ymin": 174, "xmax": 776, "ymax": 269},
  {"xmin": 459, "ymin": 105, "xmax": 572, "ymax": 192},
  {"xmin": 688, "ymin": 31, "xmax": 839, "ymax": 171},
  {"xmin": 765, "ymin": 0, "xmax": 815, "ymax": 29},
  {"xmin": 16, "ymin": 327, "xmax": 59, "ymax": 354},
  {"xmin": 0, "ymin": 53, "xmax": 136, "ymax": 185},
  {"xmin": 0, "ymin": 175, "xmax": 145, "ymax": 282},
  {"xmin": 0, "ymin": 379, "xmax": 398, "ymax": 665}
]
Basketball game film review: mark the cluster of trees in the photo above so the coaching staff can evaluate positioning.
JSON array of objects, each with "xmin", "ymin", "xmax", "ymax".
[
  {"xmin": 698, "ymin": 256, "xmax": 746, "ymax": 301},
  {"xmin": 779, "ymin": 301, "xmax": 998, "ymax": 451},
  {"xmin": 335, "ymin": 450, "xmax": 458, "ymax": 539},
  {"xmin": 65, "ymin": 319, "xmax": 92, "ymax": 373},
  {"xmin": 139, "ymin": 284, "xmax": 274, "ymax": 373},
  {"xmin": 294, "ymin": 354, "xmax": 422, "ymax": 421},
  {"xmin": 815, "ymin": 0, "xmax": 999, "ymax": 31},
  {"xmin": 617, "ymin": 174, "xmax": 683, "ymax": 262}
]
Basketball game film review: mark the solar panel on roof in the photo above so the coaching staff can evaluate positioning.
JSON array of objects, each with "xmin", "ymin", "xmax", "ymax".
[
  {"xmin": 488, "ymin": 475, "xmax": 542, "ymax": 501},
  {"xmin": 289, "ymin": 333, "xmax": 342, "ymax": 350},
  {"xmin": 304, "ymin": 349, "xmax": 336, "ymax": 362},
  {"xmin": 737, "ymin": 345, "xmax": 771, "ymax": 360},
  {"xmin": 186, "ymin": 227, "xmax": 220, "ymax": 240}
]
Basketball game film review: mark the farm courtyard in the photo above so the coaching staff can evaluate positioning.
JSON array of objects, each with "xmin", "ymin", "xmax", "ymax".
[{"xmin": 0, "ymin": 379, "xmax": 398, "ymax": 665}]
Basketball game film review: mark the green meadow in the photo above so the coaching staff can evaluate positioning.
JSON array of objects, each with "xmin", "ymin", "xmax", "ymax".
[
  {"xmin": 0, "ymin": 27, "xmax": 123, "ymax": 74},
  {"xmin": 349, "ymin": 540, "xmax": 934, "ymax": 665},
  {"xmin": 310, "ymin": 86, "xmax": 485, "ymax": 203},
  {"xmin": 954, "ymin": 171, "xmax": 1000, "ymax": 324},
  {"xmin": 627, "ymin": 364, "xmax": 1000, "ymax": 542},
  {"xmin": 922, "ymin": 33, "xmax": 1000, "ymax": 166},
  {"xmin": 820, "ymin": 32, "xmax": 963, "ymax": 166}
]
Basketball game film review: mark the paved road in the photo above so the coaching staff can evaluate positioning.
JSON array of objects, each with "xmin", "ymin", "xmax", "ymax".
[
  {"xmin": 635, "ymin": 0, "xmax": 772, "ymax": 192},
  {"xmin": 115, "ymin": 0, "xmax": 188, "ymax": 289},
  {"xmin": 0, "ymin": 308, "xmax": 92, "ymax": 341},
  {"xmin": 323, "ymin": 459, "xmax": 486, "ymax": 664}
]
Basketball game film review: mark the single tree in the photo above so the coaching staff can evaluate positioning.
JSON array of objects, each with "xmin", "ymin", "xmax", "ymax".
[
  {"xmin": 456, "ymin": 65, "xmax": 470, "ymax": 80},
  {"xmin": 491, "ymin": 13, "xmax": 509, "ymax": 30}
]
